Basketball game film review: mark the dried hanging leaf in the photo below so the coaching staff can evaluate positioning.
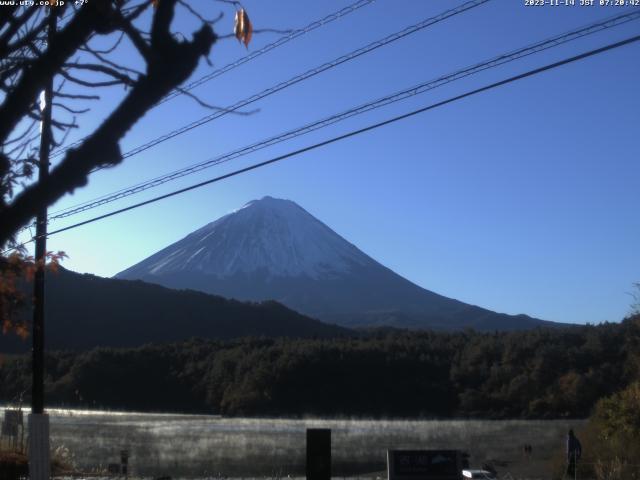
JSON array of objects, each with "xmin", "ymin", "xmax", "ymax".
[
  {"xmin": 151, "ymin": 0, "xmax": 159, "ymax": 8},
  {"xmin": 234, "ymin": 8, "xmax": 253, "ymax": 48}
]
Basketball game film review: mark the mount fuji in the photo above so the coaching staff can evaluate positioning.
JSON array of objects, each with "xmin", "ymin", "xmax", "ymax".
[{"xmin": 116, "ymin": 196, "xmax": 555, "ymax": 331}]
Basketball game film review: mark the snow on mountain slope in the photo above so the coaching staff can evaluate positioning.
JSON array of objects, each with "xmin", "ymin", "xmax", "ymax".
[
  {"xmin": 117, "ymin": 196, "xmax": 557, "ymax": 331},
  {"xmin": 118, "ymin": 196, "xmax": 375, "ymax": 280}
]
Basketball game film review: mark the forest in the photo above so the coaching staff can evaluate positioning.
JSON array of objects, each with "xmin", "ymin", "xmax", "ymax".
[
  {"xmin": 0, "ymin": 268, "xmax": 349, "ymax": 353},
  {"xmin": 1, "ymin": 314, "xmax": 638, "ymax": 419}
]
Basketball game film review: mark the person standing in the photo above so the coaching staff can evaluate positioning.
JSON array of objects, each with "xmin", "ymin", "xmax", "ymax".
[{"xmin": 566, "ymin": 429, "xmax": 582, "ymax": 479}]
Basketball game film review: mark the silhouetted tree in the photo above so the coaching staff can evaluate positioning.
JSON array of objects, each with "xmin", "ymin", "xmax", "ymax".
[{"xmin": 0, "ymin": 0, "xmax": 221, "ymax": 246}]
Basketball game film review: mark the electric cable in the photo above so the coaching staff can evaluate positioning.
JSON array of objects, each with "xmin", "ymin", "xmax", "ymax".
[
  {"xmin": 4, "ymin": 32, "xmax": 638, "ymax": 255},
  {"xmin": 47, "ymin": 0, "xmax": 376, "ymax": 158},
  {"xmin": 160, "ymin": 0, "xmax": 377, "ymax": 104},
  {"xmin": 47, "ymin": 9, "xmax": 640, "ymax": 221},
  {"xmin": 49, "ymin": 0, "xmax": 491, "ymax": 165}
]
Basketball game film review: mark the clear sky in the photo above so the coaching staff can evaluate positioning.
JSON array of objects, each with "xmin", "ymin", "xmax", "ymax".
[{"xmin": 23, "ymin": 0, "xmax": 640, "ymax": 325}]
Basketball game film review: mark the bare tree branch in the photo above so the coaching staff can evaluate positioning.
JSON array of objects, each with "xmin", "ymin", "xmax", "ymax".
[
  {"xmin": 79, "ymin": 31, "xmax": 125, "ymax": 55},
  {"xmin": 117, "ymin": 12, "xmax": 152, "ymax": 62},
  {"xmin": 59, "ymin": 68, "xmax": 126, "ymax": 88},
  {"xmin": 54, "ymin": 91, "xmax": 100, "ymax": 100},
  {"xmin": 52, "ymin": 102, "xmax": 90, "ymax": 115},
  {"xmin": 0, "ymin": 2, "xmax": 217, "ymax": 245},
  {"xmin": 62, "ymin": 62, "xmax": 136, "ymax": 86},
  {"xmin": 0, "ymin": 4, "xmax": 110, "ymax": 143},
  {"xmin": 80, "ymin": 44, "xmax": 144, "ymax": 77}
]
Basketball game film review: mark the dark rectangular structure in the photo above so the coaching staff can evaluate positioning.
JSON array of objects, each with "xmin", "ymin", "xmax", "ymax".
[
  {"xmin": 306, "ymin": 428, "xmax": 331, "ymax": 480},
  {"xmin": 388, "ymin": 450, "xmax": 463, "ymax": 480},
  {"xmin": 2, "ymin": 410, "xmax": 22, "ymax": 437}
]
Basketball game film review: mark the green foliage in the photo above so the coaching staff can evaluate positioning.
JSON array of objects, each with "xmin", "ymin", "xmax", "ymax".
[
  {"xmin": 580, "ymin": 381, "xmax": 640, "ymax": 480},
  {"xmin": 593, "ymin": 381, "xmax": 640, "ymax": 441},
  {"xmin": 1, "ymin": 316, "xmax": 638, "ymax": 418}
]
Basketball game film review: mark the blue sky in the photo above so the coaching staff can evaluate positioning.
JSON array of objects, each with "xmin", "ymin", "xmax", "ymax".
[{"xmin": 25, "ymin": 0, "xmax": 640, "ymax": 325}]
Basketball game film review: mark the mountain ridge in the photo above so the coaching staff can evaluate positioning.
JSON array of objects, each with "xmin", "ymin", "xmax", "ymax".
[
  {"xmin": 0, "ymin": 267, "xmax": 350, "ymax": 353},
  {"xmin": 117, "ymin": 196, "xmax": 561, "ymax": 331}
]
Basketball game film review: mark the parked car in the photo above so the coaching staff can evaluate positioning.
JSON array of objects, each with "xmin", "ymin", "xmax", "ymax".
[{"xmin": 462, "ymin": 469, "xmax": 497, "ymax": 480}]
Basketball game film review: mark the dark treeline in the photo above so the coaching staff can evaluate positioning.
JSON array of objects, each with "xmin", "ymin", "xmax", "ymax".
[
  {"xmin": 1, "ymin": 315, "xmax": 638, "ymax": 418},
  {"xmin": 0, "ymin": 268, "xmax": 349, "ymax": 354}
]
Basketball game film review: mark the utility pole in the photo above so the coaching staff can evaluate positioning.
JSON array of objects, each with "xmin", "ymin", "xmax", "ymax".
[{"xmin": 29, "ymin": 6, "xmax": 56, "ymax": 480}]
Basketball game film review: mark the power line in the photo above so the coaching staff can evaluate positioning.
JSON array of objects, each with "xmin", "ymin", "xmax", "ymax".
[
  {"xmin": 5, "ymin": 33, "xmax": 638, "ymax": 255},
  {"xmin": 47, "ymin": 9, "xmax": 640, "ymax": 221},
  {"xmin": 116, "ymin": 0, "xmax": 490, "ymax": 162},
  {"xmin": 159, "ymin": 0, "xmax": 377, "ymax": 104},
  {"xmin": 48, "ymin": 0, "xmax": 376, "ymax": 159},
  {"xmin": 12, "ymin": 0, "xmax": 376, "ymax": 234},
  {"xmin": 51, "ymin": 0, "xmax": 491, "ymax": 168}
]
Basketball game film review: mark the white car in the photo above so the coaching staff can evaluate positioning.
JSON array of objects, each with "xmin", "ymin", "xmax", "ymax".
[{"xmin": 462, "ymin": 469, "xmax": 497, "ymax": 480}]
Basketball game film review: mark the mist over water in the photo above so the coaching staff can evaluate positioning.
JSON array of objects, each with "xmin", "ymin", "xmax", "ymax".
[{"xmin": 2, "ymin": 408, "xmax": 583, "ymax": 478}]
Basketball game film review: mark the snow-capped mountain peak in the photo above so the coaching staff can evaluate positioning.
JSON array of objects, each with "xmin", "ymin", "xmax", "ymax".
[
  {"xmin": 118, "ymin": 196, "xmax": 375, "ymax": 280},
  {"xmin": 117, "ymin": 196, "xmax": 552, "ymax": 331}
]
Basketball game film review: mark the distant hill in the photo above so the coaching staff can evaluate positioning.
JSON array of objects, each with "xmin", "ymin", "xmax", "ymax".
[
  {"xmin": 117, "ymin": 196, "xmax": 562, "ymax": 331},
  {"xmin": 0, "ymin": 268, "xmax": 350, "ymax": 353}
]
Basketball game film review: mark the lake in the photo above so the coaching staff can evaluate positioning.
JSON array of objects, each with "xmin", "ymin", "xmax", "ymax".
[{"xmin": 1, "ymin": 408, "xmax": 584, "ymax": 478}]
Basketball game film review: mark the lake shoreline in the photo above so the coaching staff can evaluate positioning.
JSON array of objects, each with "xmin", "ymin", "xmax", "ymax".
[
  {"xmin": 1, "ymin": 408, "xmax": 585, "ymax": 478},
  {"xmin": 0, "ymin": 405, "xmax": 591, "ymax": 422}
]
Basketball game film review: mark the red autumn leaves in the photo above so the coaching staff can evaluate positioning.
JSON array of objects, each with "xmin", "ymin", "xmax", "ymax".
[{"xmin": 0, "ymin": 251, "xmax": 67, "ymax": 340}]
